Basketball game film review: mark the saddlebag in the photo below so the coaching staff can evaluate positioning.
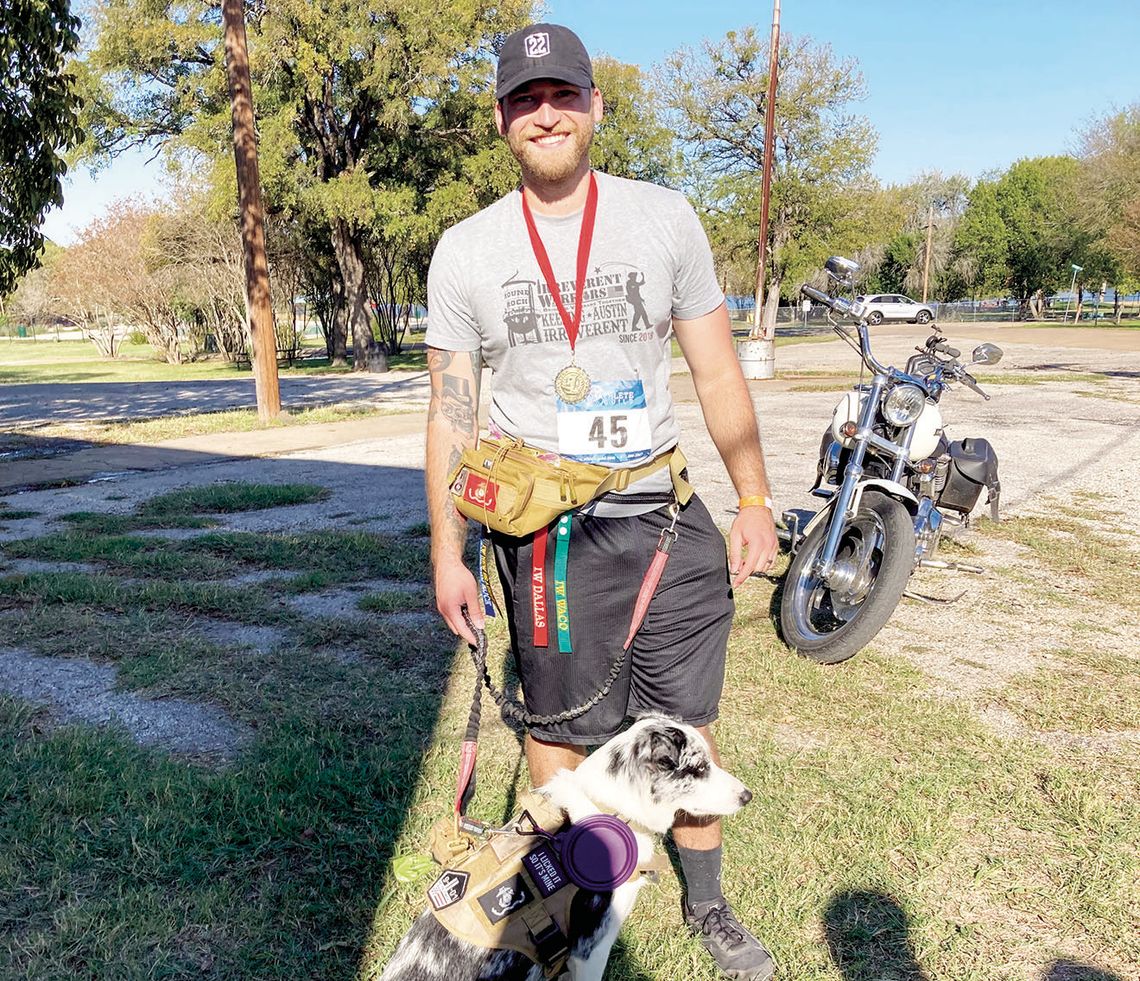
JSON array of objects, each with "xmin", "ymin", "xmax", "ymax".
[{"xmin": 937, "ymin": 438, "xmax": 1000, "ymax": 521}]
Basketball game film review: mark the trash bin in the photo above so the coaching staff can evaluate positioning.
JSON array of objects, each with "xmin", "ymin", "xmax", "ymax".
[{"xmin": 17, "ymin": 325, "xmax": 27, "ymax": 338}]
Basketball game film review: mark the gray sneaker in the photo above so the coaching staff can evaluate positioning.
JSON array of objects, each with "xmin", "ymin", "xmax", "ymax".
[{"xmin": 684, "ymin": 897, "xmax": 776, "ymax": 980}]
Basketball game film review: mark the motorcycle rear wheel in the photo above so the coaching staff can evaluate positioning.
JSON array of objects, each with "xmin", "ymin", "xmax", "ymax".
[{"xmin": 779, "ymin": 491, "xmax": 915, "ymax": 664}]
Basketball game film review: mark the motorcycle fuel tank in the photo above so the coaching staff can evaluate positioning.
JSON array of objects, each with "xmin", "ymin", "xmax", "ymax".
[{"xmin": 830, "ymin": 392, "xmax": 944, "ymax": 460}]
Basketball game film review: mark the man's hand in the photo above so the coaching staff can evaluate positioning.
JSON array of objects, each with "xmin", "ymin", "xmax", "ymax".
[
  {"xmin": 728, "ymin": 506, "xmax": 779, "ymax": 586},
  {"xmin": 435, "ymin": 558, "xmax": 484, "ymax": 646}
]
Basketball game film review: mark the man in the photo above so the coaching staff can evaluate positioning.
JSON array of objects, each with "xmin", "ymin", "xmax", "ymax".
[{"xmin": 425, "ymin": 23, "xmax": 778, "ymax": 980}]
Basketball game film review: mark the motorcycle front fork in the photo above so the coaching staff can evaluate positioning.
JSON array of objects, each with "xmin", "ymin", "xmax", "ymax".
[{"xmin": 814, "ymin": 377, "xmax": 886, "ymax": 581}]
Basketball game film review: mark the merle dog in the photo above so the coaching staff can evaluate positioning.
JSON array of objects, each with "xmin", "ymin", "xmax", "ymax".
[{"xmin": 380, "ymin": 715, "xmax": 752, "ymax": 981}]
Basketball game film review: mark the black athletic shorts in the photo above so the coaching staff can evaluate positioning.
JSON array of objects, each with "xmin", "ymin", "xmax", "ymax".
[{"xmin": 489, "ymin": 493, "xmax": 733, "ymax": 745}]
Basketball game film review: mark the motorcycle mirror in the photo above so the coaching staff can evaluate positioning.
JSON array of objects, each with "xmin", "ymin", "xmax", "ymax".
[
  {"xmin": 971, "ymin": 343, "xmax": 1003, "ymax": 366},
  {"xmin": 824, "ymin": 256, "xmax": 860, "ymax": 287}
]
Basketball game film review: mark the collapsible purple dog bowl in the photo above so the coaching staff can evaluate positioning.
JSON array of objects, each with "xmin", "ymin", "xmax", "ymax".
[{"xmin": 557, "ymin": 815, "xmax": 639, "ymax": 891}]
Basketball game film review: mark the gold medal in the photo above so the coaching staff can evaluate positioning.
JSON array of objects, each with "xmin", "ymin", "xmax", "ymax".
[{"xmin": 554, "ymin": 363, "xmax": 591, "ymax": 403}]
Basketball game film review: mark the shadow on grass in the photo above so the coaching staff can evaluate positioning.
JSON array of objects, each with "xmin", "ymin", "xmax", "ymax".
[
  {"xmin": 0, "ymin": 437, "xmax": 582, "ymax": 979},
  {"xmin": 823, "ymin": 889, "xmax": 929, "ymax": 981},
  {"xmin": 1040, "ymin": 961, "xmax": 1124, "ymax": 981}
]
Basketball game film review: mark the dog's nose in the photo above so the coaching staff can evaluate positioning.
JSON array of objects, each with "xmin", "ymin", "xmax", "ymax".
[{"xmin": 739, "ymin": 789, "xmax": 753, "ymax": 806}]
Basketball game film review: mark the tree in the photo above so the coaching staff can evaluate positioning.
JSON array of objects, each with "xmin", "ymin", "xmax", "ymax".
[
  {"xmin": 659, "ymin": 30, "xmax": 877, "ymax": 331},
  {"xmin": 1076, "ymin": 105, "xmax": 1140, "ymax": 321},
  {"xmin": 51, "ymin": 202, "xmax": 190, "ymax": 361},
  {"xmin": 6, "ymin": 241, "xmax": 64, "ymax": 335},
  {"xmin": 590, "ymin": 56, "xmax": 678, "ymax": 186},
  {"xmin": 953, "ymin": 179, "xmax": 1009, "ymax": 300},
  {"xmin": 993, "ymin": 156, "xmax": 1088, "ymax": 318},
  {"xmin": 150, "ymin": 192, "xmax": 249, "ymax": 359},
  {"xmin": 80, "ymin": 0, "xmax": 533, "ymax": 370},
  {"xmin": 0, "ymin": 0, "xmax": 84, "ymax": 296}
]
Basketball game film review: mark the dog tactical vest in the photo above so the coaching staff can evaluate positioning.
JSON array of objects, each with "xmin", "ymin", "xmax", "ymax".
[{"xmin": 426, "ymin": 792, "xmax": 661, "ymax": 975}]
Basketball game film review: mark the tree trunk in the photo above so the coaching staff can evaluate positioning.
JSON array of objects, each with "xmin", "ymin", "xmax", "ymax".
[
  {"xmin": 1027, "ymin": 289, "xmax": 1044, "ymax": 320},
  {"xmin": 1073, "ymin": 280, "xmax": 1084, "ymax": 322},
  {"xmin": 1113, "ymin": 287, "xmax": 1122, "ymax": 325},
  {"xmin": 760, "ymin": 279, "xmax": 781, "ymax": 337},
  {"xmin": 325, "ymin": 276, "xmax": 348, "ymax": 365},
  {"xmin": 330, "ymin": 218, "xmax": 382, "ymax": 372}
]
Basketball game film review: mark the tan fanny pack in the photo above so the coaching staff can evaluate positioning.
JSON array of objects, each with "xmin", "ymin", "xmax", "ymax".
[{"xmin": 448, "ymin": 435, "xmax": 693, "ymax": 539}]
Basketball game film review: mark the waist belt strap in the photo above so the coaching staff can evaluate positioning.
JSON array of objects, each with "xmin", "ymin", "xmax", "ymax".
[{"xmin": 598, "ymin": 446, "xmax": 693, "ymax": 505}]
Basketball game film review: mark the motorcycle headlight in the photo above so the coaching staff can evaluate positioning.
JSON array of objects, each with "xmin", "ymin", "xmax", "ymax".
[{"xmin": 882, "ymin": 384, "xmax": 927, "ymax": 426}]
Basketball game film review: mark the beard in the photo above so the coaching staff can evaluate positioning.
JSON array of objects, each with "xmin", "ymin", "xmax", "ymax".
[{"xmin": 506, "ymin": 117, "xmax": 595, "ymax": 188}]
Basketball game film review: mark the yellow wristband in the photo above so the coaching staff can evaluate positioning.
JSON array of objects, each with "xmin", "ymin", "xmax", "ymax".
[{"xmin": 738, "ymin": 495, "xmax": 774, "ymax": 511}]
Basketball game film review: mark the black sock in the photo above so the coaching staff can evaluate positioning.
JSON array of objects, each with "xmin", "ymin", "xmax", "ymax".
[{"xmin": 677, "ymin": 844, "xmax": 724, "ymax": 907}]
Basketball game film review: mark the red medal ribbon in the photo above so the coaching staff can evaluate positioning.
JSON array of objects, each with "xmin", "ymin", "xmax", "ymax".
[
  {"xmin": 532, "ymin": 526, "xmax": 549, "ymax": 648},
  {"xmin": 520, "ymin": 172, "xmax": 598, "ymax": 353}
]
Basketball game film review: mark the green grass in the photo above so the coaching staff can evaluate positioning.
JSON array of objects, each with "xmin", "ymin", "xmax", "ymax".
[
  {"xmin": 138, "ymin": 482, "xmax": 329, "ymax": 517},
  {"xmin": 977, "ymin": 512, "xmax": 1139, "ymax": 605},
  {"xmin": 0, "ymin": 488, "xmax": 1136, "ymax": 979},
  {"xmin": 181, "ymin": 530, "xmax": 430, "ymax": 583},
  {"xmin": 1014, "ymin": 318, "xmax": 1140, "ymax": 329},
  {"xmin": 1077, "ymin": 388, "xmax": 1140, "ymax": 404},
  {"xmin": 4, "ymin": 528, "xmax": 427, "ymax": 587},
  {"xmin": 0, "ymin": 337, "xmax": 426, "ymax": 385},
  {"xmin": 356, "ymin": 588, "xmax": 432, "ymax": 614},
  {"xmin": 993, "ymin": 652, "xmax": 1140, "ymax": 734},
  {"xmin": 24, "ymin": 404, "xmax": 411, "ymax": 447},
  {"xmin": 18, "ymin": 483, "xmax": 328, "ymax": 537}
]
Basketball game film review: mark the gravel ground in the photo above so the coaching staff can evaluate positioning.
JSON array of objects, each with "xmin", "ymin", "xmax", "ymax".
[
  {"xmin": 1, "ymin": 325, "xmax": 1137, "ymax": 756},
  {"xmin": 0, "ymin": 646, "xmax": 251, "ymax": 760}
]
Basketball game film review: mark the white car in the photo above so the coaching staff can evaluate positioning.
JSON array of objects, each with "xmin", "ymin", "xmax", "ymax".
[{"xmin": 856, "ymin": 293, "xmax": 935, "ymax": 325}]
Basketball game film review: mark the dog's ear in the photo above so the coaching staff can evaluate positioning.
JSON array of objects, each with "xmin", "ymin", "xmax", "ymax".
[{"xmin": 648, "ymin": 725, "xmax": 687, "ymax": 772}]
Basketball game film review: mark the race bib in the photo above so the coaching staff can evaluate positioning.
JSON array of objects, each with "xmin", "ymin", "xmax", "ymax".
[{"xmin": 557, "ymin": 379, "xmax": 652, "ymax": 465}]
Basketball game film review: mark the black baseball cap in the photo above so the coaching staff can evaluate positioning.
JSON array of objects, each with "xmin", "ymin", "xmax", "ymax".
[{"xmin": 495, "ymin": 23, "xmax": 593, "ymax": 100}]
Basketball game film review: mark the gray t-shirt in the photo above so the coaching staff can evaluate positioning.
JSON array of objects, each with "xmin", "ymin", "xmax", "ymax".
[{"xmin": 426, "ymin": 170, "xmax": 723, "ymax": 509}]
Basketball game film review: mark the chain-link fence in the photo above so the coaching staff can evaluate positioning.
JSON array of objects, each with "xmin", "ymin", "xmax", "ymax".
[{"xmin": 727, "ymin": 293, "xmax": 1140, "ymax": 327}]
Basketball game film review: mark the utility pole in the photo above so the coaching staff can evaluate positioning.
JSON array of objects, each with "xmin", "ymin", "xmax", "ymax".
[
  {"xmin": 1063, "ymin": 263, "xmax": 1082, "ymax": 324},
  {"xmin": 739, "ymin": 0, "xmax": 781, "ymax": 379},
  {"xmin": 222, "ymin": 0, "xmax": 280, "ymax": 421},
  {"xmin": 921, "ymin": 204, "xmax": 934, "ymax": 303}
]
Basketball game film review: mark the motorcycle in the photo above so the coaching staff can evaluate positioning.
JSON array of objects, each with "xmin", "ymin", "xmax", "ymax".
[{"xmin": 777, "ymin": 256, "xmax": 1003, "ymax": 664}]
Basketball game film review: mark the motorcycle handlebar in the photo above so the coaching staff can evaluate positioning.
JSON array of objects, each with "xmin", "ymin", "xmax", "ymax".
[
  {"xmin": 800, "ymin": 284, "xmax": 852, "ymax": 316},
  {"xmin": 958, "ymin": 370, "xmax": 990, "ymax": 401},
  {"xmin": 934, "ymin": 341, "xmax": 961, "ymax": 358}
]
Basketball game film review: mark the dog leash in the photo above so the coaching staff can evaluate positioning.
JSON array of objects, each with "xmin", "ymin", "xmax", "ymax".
[{"xmin": 453, "ymin": 502, "xmax": 681, "ymax": 820}]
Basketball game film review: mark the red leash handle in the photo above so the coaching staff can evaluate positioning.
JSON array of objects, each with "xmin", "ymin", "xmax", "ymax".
[
  {"xmin": 623, "ymin": 523, "xmax": 677, "ymax": 651},
  {"xmin": 454, "ymin": 740, "xmax": 478, "ymax": 816}
]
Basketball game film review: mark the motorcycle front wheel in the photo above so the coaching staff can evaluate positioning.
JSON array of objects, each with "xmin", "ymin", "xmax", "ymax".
[{"xmin": 779, "ymin": 490, "xmax": 915, "ymax": 664}]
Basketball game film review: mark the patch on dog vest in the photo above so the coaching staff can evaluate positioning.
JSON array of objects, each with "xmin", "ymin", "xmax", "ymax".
[
  {"xmin": 477, "ymin": 873, "xmax": 533, "ymax": 923},
  {"xmin": 521, "ymin": 842, "xmax": 569, "ymax": 898},
  {"xmin": 428, "ymin": 869, "xmax": 470, "ymax": 910}
]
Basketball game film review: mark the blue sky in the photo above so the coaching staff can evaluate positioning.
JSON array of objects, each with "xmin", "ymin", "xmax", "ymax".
[{"xmin": 41, "ymin": 0, "xmax": 1138, "ymax": 244}]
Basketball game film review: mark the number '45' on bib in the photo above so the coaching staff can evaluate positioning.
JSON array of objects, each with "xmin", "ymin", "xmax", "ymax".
[{"xmin": 556, "ymin": 379, "xmax": 652, "ymax": 466}]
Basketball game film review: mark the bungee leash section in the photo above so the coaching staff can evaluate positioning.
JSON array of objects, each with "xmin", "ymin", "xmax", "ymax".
[{"xmin": 453, "ymin": 503, "xmax": 681, "ymax": 821}]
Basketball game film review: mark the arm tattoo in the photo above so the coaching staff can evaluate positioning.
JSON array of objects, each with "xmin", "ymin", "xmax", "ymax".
[
  {"xmin": 428, "ymin": 347, "xmax": 481, "ymax": 434},
  {"xmin": 427, "ymin": 349, "xmax": 455, "ymax": 373},
  {"xmin": 440, "ymin": 375, "xmax": 474, "ymax": 432}
]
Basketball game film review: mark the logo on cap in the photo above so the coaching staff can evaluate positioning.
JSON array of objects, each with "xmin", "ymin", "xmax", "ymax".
[{"xmin": 524, "ymin": 32, "xmax": 550, "ymax": 58}]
